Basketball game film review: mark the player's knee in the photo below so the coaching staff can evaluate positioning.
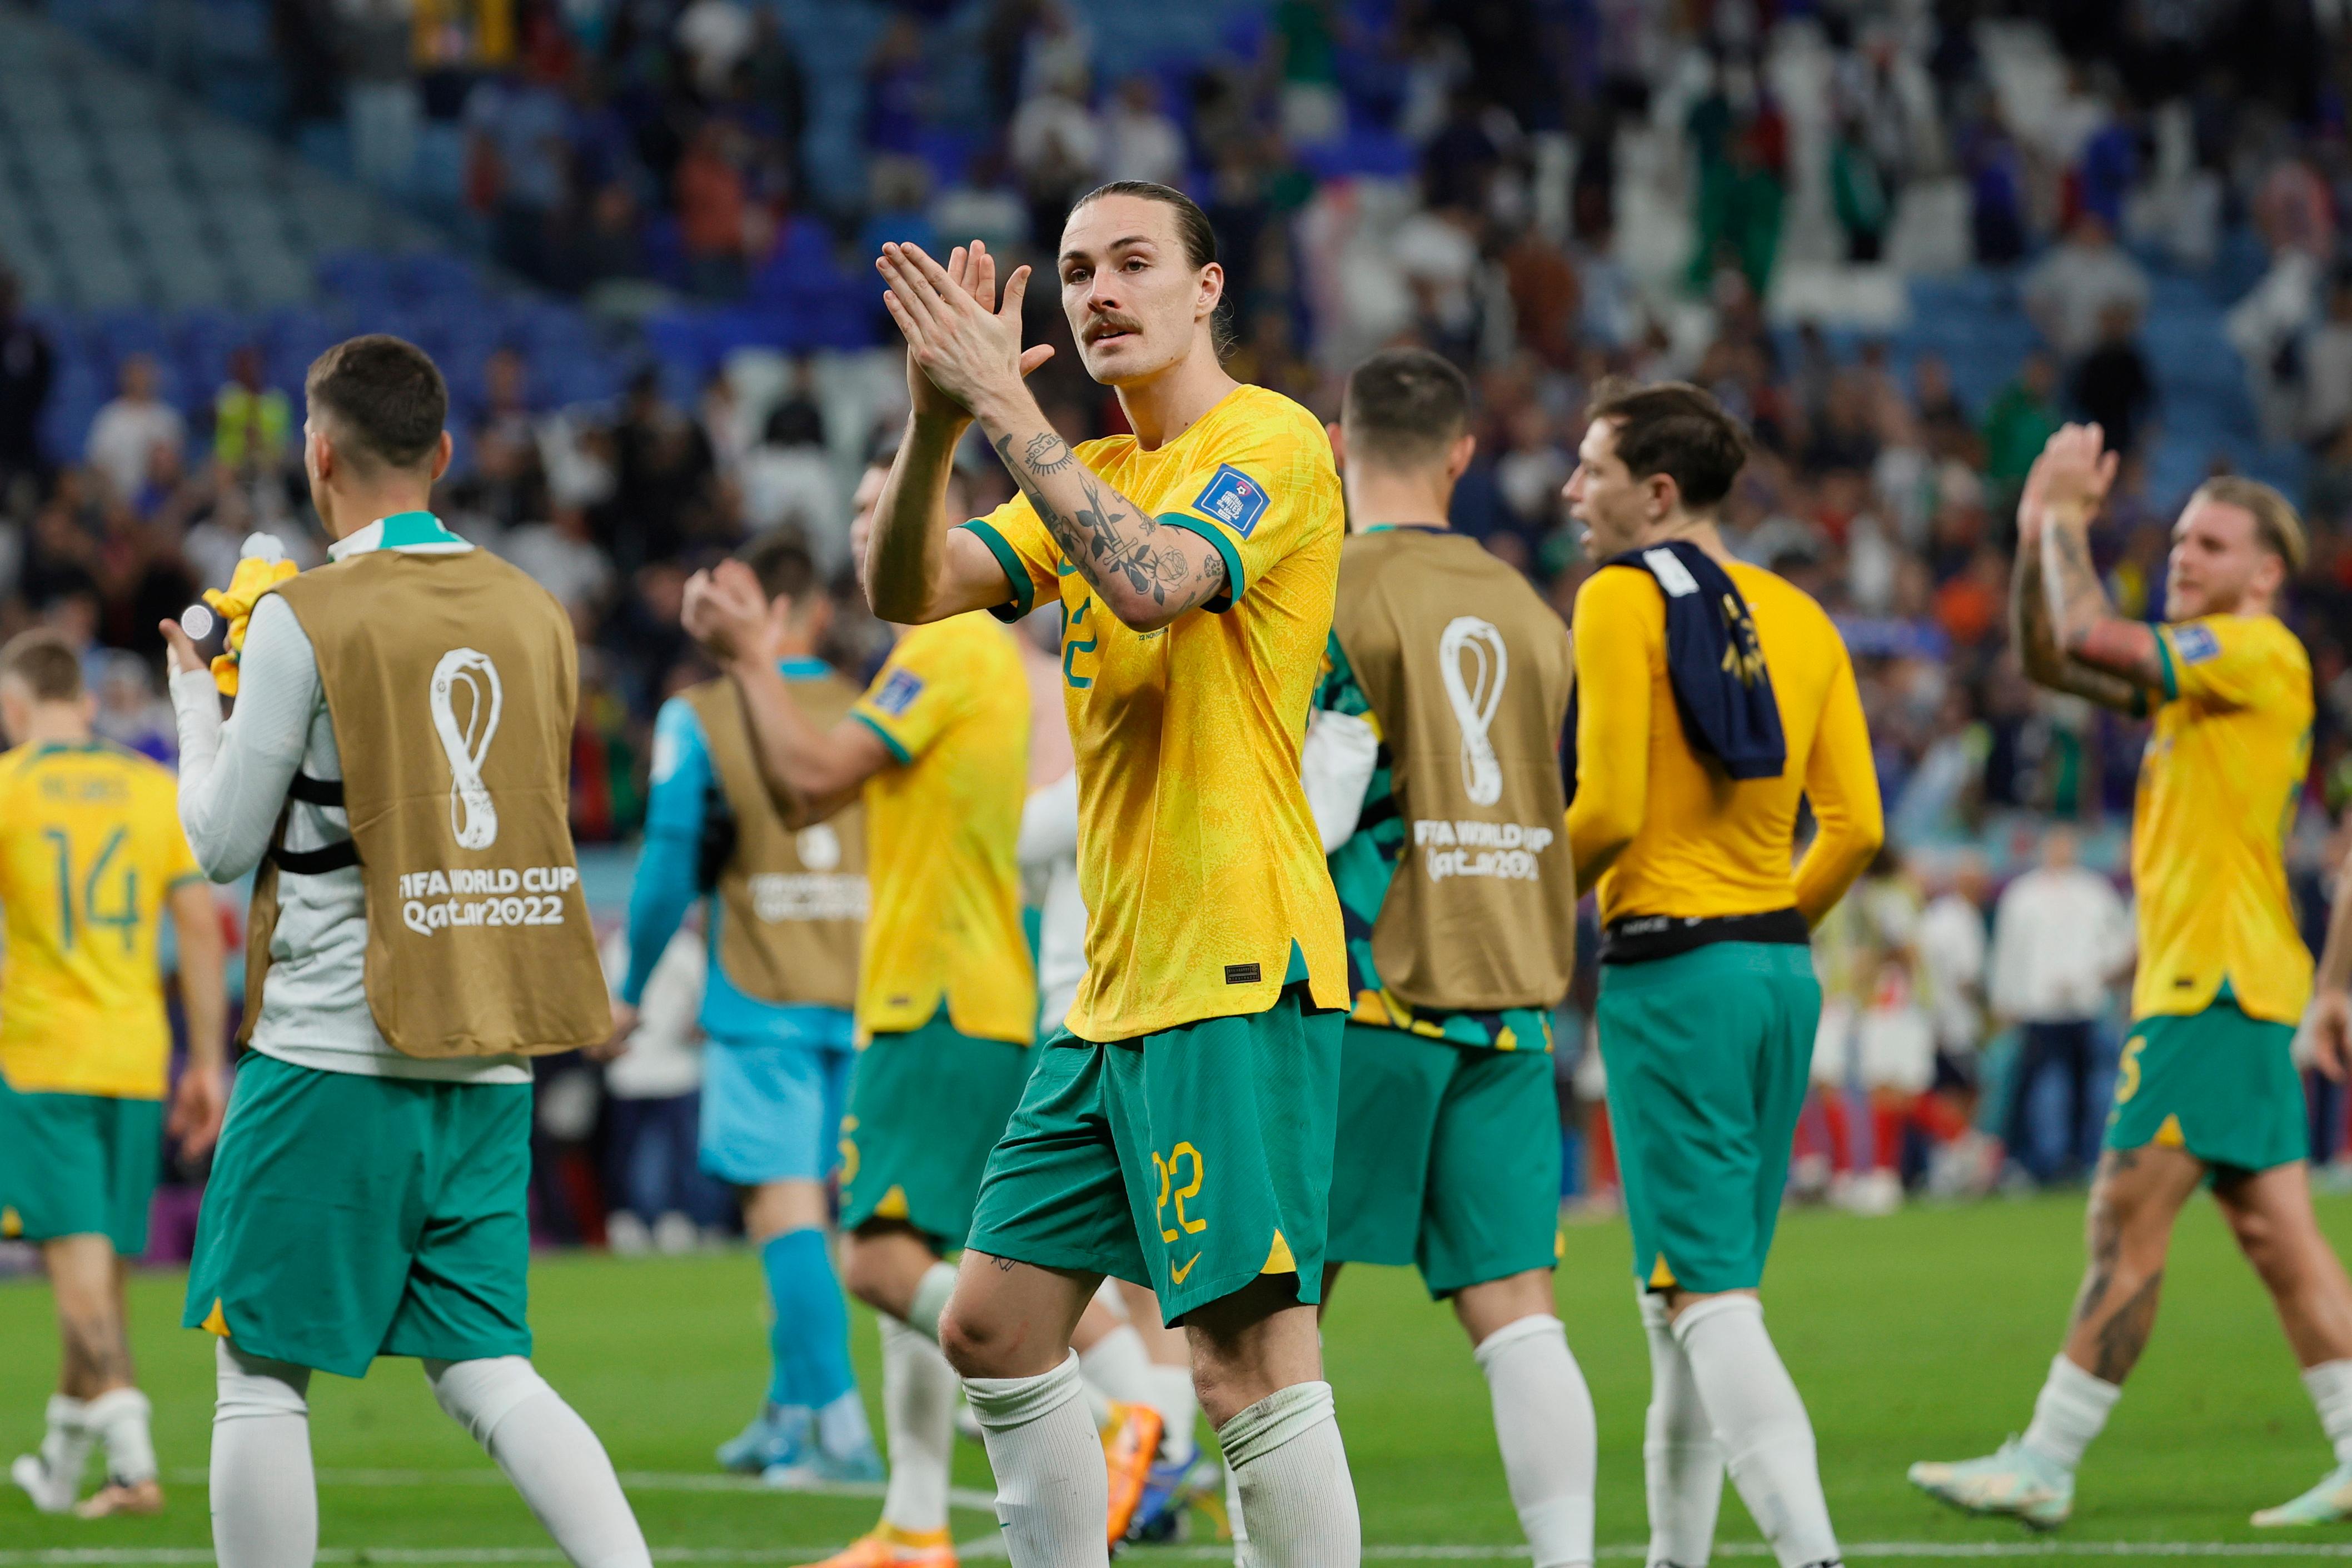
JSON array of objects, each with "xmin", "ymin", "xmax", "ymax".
[
  {"xmin": 936, "ymin": 1299, "xmax": 1009, "ymax": 1379},
  {"xmin": 425, "ymin": 1356, "xmax": 552, "ymax": 1450},
  {"xmin": 2225, "ymin": 1203, "xmax": 2300, "ymax": 1287},
  {"xmin": 214, "ymin": 1340, "xmax": 310, "ymax": 1421}
]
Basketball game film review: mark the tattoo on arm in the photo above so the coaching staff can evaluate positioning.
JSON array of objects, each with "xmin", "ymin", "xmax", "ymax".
[
  {"xmin": 1023, "ymin": 431, "xmax": 1074, "ymax": 475},
  {"xmin": 2015, "ymin": 546, "xmax": 2144, "ymax": 712},
  {"xmin": 2042, "ymin": 524, "xmax": 2164, "ymax": 690},
  {"xmin": 994, "ymin": 433, "xmax": 1229, "ymax": 616}
]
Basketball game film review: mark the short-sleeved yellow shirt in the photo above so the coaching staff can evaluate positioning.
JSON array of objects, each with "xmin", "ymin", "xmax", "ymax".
[
  {"xmin": 959, "ymin": 383, "xmax": 1347, "ymax": 1042},
  {"xmin": 0, "ymin": 741, "xmax": 205, "ymax": 1098},
  {"xmin": 849, "ymin": 612, "xmax": 1037, "ymax": 1045},
  {"xmin": 2131, "ymin": 612, "xmax": 2313, "ymax": 1023}
]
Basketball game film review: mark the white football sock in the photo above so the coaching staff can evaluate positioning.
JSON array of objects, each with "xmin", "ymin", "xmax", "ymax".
[
  {"xmin": 2021, "ymin": 1354, "xmax": 2120, "ymax": 1474},
  {"xmin": 879, "ymin": 1316, "xmax": 957, "ymax": 1536},
  {"xmin": 1218, "ymin": 1381, "xmax": 1361, "ymax": 1568},
  {"xmin": 33, "ymin": 1394, "xmax": 94, "ymax": 1507},
  {"xmin": 1148, "ymin": 1363, "xmax": 1200, "ymax": 1465},
  {"xmin": 817, "ymin": 1389, "xmax": 874, "ymax": 1458},
  {"xmin": 964, "ymin": 1351, "xmax": 1109, "ymax": 1566},
  {"xmin": 1224, "ymin": 1444, "xmax": 1253, "ymax": 1566},
  {"xmin": 2305, "ymin": 1360, "xmax": 2352, "ymax": 1467},
  {"xmin": 211, "ymin": 1340, "xmax": 316, "ymax": 1568},
  {"xmin": 1640, "ymin": 1291, "xmax": 1724, "ymax": 1568},
  {"xmin": 1080, "ymin": 1324, "xmax": 1157, "ymax": 1406},
  {"xmin": 1672, "ymin": 1296, "xmax": 1840, "ymax": 1568},
  {"xmin": 426, "ymin": 1357, "xmax": 651, "ymax": 1568},
  {"xmin": 1474, "ymin": 1315, "xmax": 1596, "ymax": 1568},
  {"xmin": 83, "ymin": 1386, "xmax": 156, "ymax": 1486},
  {"xmin": 907, "ymin": 1262, "xmax": 959, "ymax": 1345}
]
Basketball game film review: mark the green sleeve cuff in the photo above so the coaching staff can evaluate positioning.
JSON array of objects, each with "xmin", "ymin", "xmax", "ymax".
[
  {"xmin": 958, "ymin": 520, "xmax": 1033, "ymax": 623},
  {"xmin": 167, "ymin": 872, "xmax": 207, "ymax": 891},
  {"xmin": 2154, "ymin": 629, "xmax": 2179, "ymax": 702},
  {"xmin": 851, "ymin": 711, "xmax": 913, "ymax": 767},
  {"xmin": 1154, "ymin": 513, "xmax": 1244, "ymax": 612}
]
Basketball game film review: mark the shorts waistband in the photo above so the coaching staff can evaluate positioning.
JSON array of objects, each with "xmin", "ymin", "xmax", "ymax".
[{"xmin": 1601, "ymin": 908, "xmax": 1809, "ymax": 965}]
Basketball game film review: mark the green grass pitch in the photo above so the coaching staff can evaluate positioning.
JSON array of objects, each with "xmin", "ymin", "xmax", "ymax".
[{"xmin": 8, "ymin": 1191, "xmax": 2352, "ymax": 1562}]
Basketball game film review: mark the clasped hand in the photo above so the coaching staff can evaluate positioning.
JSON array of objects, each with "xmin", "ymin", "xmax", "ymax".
[{"xmin": 876, "ymin": 239, "xmax": 1055, "ymax": 422}]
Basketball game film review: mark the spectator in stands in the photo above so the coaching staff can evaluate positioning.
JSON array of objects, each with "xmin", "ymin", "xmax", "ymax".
[
  {"xmin": 1009, "ymin": 58, "xmax": 1101, "ymax": 248},
  {"xmin": 1989, "ymin": 827, "xmax": 2135, "ymax": 1184},
  {"xmin": 675, "ymin": 0, "xmax": 756, "ymax": 101},
  {"xmin": 83, "ymin": 355, "xmax": 183, "ymax": 507},
  {"xmin": 338, "ymin": 0, "xmax": 418, "ymax": 194},
  {"xmin": 1102, "ymin": 75, "xmax": 1185, "ymax": 188},
  {"xmin": 1981, "ymin": 350, "xmax": 2062, "ymax": 508},
  {"xmin": 2024, "ymin": 211, "xmax": 2149, "ymax": 361},
  {"xmin": 496, "ymin": 501, "xmax": 611, "ymax": 637},
  {"xmin": 0, "ymin": 271, "xmax": 53, "ymax": 506},
  {"xmin": 2302, "ymin": 269, "xmax": 2352, "ymax": 446},
  {"xmin": 675, "ymin": 121, "xmax": 750, "ymax": 300},
  {"xmin": 212, "ymin": 346, "xmax": 291, "ymax": 483},
  {"xmin": 610, "ymin": 369, "xmax": 717, "ymax": 572},
  {"xmin": 465, "ymin": 51, "xmax": 573, "ymax": 284},
  {"xmin": 599, "ymin": 927, "xmax": 725, "ymax": 1255},
  {"xmin": 2071, "ymin": 303, "xmax": 2156, "ymax": 457},
  {"xmin": 740, "ymin": 384, "xmax": 843, "ymax": 566}
]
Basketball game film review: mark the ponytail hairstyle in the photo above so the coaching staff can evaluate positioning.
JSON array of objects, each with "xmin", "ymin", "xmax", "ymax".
[{"xmin": 1072, "ymin": 180, "xmax": 1238, "ymax": 359}]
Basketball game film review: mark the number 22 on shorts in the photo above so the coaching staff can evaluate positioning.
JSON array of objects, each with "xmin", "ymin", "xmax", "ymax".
[{"xmin": 1153, "ymin": 1142, "xmax": 1208, "ymax": 1243}]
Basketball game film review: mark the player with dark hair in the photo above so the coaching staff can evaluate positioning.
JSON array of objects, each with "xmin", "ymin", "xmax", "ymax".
[
  {"xmin": 158, "ymin": 333, "xmax": 652, "ymax": 1568},
  {"xmin": 1912, "ymin": 428, "xmax": 2352, "ymax": 1530},
  {"xmin": 1304, "ymin": 346, "xmax": 1596, "ymax": 1568},
  {"xmin": 1566, "ymin": 377, "xmax": 1882, "ymax": 1568},
  {"xmin": 830, "ymin": 179, "xmax": 1359, "ymax": 1564},
  {"xmin": 1, "ymin": 631, "xmax": 227, "ymax": 1518},
  {"xmin": 614, "ymin": 532, "xmax": 881, "ymax": 1486}
]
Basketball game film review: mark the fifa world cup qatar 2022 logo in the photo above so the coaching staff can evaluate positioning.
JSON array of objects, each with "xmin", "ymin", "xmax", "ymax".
[
  {"xmin": 1439, "ymin": 615, "xmax": 1508, "ymax": 807},
  {"xmin": 431, "ymin": 648, "xmax": 502, "ymax": 850}
]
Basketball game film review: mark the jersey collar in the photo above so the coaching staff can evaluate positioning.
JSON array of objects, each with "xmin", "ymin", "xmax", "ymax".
[
  {"xmin": 330, "ymin": 511, "xmax": 474, "ymax": 560},
  {"xmin": 780, "ymin": 656, "xmax": 830, "ymax": 681}
]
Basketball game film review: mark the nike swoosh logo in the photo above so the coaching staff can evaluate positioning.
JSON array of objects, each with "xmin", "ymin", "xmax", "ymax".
[{"xmin": 1169, "ymin": 1254, "xmax": 1200, "ymax": 1284}]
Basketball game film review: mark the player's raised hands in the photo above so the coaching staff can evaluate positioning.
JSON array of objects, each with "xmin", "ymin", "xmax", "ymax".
[
  {"xmin": 681, "ymin": 558, "xmax": 773, "ymax": 666},
  {"xmin": 2032, "ymin": 422, "xmax": 2120, "ymax": 527},
  {"xmin": 879, "ymin": 239, "xmax": 1054, "ymax": 423}
]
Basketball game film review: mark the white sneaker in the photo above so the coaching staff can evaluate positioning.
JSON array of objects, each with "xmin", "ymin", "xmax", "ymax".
[
  {"xmin": 2253, "ymin": 1462, "xmax": 2352, "ymax": 1526},
  {"xmin": 1908, "ymin": 1437, "xmax": 2074, "ymax": 1529},
  {"xmin": 653, "ymin": 1211, "xmax": 699, "ymax": 1254},
  {"xmin": 1846, "ymin": 1168, "xmax": 1903, "ymax": 1216},
  {"xmin": 11, "ymin": 1452, "xmax": 77, "ymax": 1515},
  {"xmin": 606, "ymin": 1212, "xmax": 651, "ymax": 1256}
]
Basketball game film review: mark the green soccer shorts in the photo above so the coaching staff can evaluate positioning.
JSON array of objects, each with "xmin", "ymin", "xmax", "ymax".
[
  {"xmin": 182, "ymin": 1052, "xmax": 534, "ymax": 1379},
  {"xmin": 1596, "ymin": 941, "xmax": 1821, "ymax": 1296},
  {"xmin": 1326, "ymin": 1023, "xmax": 1562, "ymax": 1298},
  {"xmin": 965, "ymin": 987, "xmax": 1343, "ymax": 1326},
  {"xmin": 2106, "ymin": 997, "xmax": 2306, "ymax": 1179},
  {"xmin": 839, "ymin": 1012, "xmax": 1034, "ymax": 1252},
  {"xmin": 0, "ymin": 1075, "xmax": 163, "ymax": 1257}
]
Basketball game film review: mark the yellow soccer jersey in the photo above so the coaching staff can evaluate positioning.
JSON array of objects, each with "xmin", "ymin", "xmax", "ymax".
[
  {"xmin": 2131, "ymin": 612, "xmax": 2313, "ymax": 1023},
  {"xmin": 0, "ymin": 741, "xmax": 204, "ymax": 1098},
  {"xmin": 850, "ymin": 612, "xmax": 1037, "ymax": 1045},
  {"xmin": 959, "ymin": 383, "xmax": 1348, "ymax": 1041},
  {"xmin": 1568, "ymin": 560, "xmax": 1882, "ymax": 928}
]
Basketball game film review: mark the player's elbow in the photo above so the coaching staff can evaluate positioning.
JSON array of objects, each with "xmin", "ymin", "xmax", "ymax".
[
  {"xmin": 865, "ymin": 575, "xmax": 934, "ymax": 626},
  {"xmin": 1104, "ymin": 588, "xmax": 1182, "ymax": 635}
]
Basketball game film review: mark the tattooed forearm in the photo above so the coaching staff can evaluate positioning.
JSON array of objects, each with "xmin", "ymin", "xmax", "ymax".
[
  {"xmin": 1024, "ymin": 431, "xmax": 1074, "ymax": 475},
  {"xmin": 2039, "ymin": 518, "xmax": 2164, "ymax": 693},
  {"xmin": 2015, "ymin": 542, "xmax": 2143, "ymax": 711},
  {"xmin": 993, "ymin": 431, "xmax": 1229, "ymax": 622}
]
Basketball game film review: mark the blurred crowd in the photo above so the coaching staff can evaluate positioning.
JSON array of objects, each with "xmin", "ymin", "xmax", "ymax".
[{"xmin": 16, "ymin": 0, "xmax": 2352, "ymax": 1247}]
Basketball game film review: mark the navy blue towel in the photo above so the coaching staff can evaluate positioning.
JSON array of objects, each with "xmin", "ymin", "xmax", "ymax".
[{"xmin": 1563, "ymin": 540, "xmax": 1786, "ymax": 800}]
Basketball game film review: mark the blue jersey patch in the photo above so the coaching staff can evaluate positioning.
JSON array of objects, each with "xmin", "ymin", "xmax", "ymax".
[
  {"xmin": 872, "ymin": 668, "xmax": 924, "ymax": 716},
  {"xmin": 1191, "ymin": 464, "xmax": 1270, "ymax": 539},
  {"xmin": 2172, "ymin": 623, "xmax": 2220, "ymax": 665}
]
